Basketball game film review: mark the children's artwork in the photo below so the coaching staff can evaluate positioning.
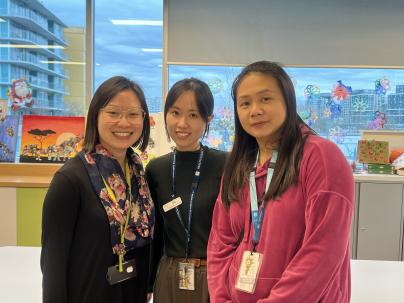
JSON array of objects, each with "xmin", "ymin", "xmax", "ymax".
[
  {"xmin": 374, "ymin": 77, "xmax": 391, "ymax": 95},
  {"xmin": 357, "ymin": 140, "xmax": 389, "ymax": 164},
  {"xmin": 299, "ymin": 109, "xmax": 318, "ymax": 127},
  {"xmin": 0, "ymin": 115, "xmax": 19, "ymax": 162},
  {"xmin": 136, "ymin": 113, "xmax": 162, "ymax": 167},
  {"xmin": 304, "ymin": 84, "xmax": 320, "ymax": 100},
  {"xmin": 328, "ymin": 126, "xmax": 345, "ymax": 144},
  {"xmin": 7, "ymin": 78, "xmax": 35, "ymax": 111},
  {"xmin": 20, "ymin": 115, "xmax": 85, "ymax": 163},
  {"xmin": 206, "ymin": 106, "xmax": 234, "ymax": 151},
  {"xmin": 326, "ymin": 100, "xmax": 342, "ymax": 120},
  {"xmin": 368, "ymin": 111, "xmax": 387, "ymax": 130},
  {"xmin": 351, "ymin": 96, "xmax": 369, "ymax": 112},
  {"xmin": 332, "ymin": 80, "xmax": 352, "ymax": 101},
  {"xmin": 0, "ymin": 99, "xmax": 8, "ymax": 121},
  {"xmin": 206, "ymin": 77, "xmax": 224, "ymax": 94}
]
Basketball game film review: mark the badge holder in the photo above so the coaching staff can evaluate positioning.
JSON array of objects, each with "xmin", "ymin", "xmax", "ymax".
[
  {"xmin": 178, "ymin": 262, "xmax": 195, "ymax": 291},
  {"xmin": 235, "ymin": 251, "xmax": 263, "ymax": 293},
  {"xmin": 106, "ymin": 258, "xmax": 136, "ymax": 285}
]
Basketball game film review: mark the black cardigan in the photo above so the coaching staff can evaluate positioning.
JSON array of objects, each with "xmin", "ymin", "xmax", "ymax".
[{"xmin": 41, "ymin": 156, "xmax": 149, "ymax": 303}]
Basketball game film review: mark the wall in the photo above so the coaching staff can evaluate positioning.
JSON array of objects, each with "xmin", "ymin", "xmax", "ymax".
[
  {"xmin": 0, "ymin": 187, "xmax": 46, "ymax": 246},
  {"xmin": 167, "ymin": 0, "xmax": 404, "ymax": 66}
]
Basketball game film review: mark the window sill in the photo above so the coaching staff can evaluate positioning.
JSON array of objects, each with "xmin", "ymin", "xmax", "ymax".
[{"xmin": 0, "ymin": 163, "xmax": 61, "ymax": 188}]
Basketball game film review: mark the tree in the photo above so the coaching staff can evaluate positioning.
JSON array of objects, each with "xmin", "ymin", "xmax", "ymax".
[{"xmin": 27, "ymin": 129, "xmax": 56, "ymax": 151}]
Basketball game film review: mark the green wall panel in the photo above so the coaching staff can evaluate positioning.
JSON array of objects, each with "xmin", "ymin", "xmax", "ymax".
[{"xmin": 17, "ymin": 188, "xmax": 47, "ymax": 246}]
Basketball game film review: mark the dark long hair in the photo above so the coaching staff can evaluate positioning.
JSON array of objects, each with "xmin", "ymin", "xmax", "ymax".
[
  {"xmin": 83, "ymin": 76, "xmax": 150, "ymax": 153},
  {"xmin": 164, "ymin": 78, "xmax": 214, "ymax": 139},
  {"xmin": 221, "ymin": 61, "xmax": 314, "ymax": 207}
]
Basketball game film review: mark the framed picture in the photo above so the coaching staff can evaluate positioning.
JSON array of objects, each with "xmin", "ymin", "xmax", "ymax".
[
  {"xmin": 0, "ymin": 115, "xmax": 19, "ymax": 162},
  {"xmin": 20, "ymin": 115, "xmax": 85, "ymax": 163}
]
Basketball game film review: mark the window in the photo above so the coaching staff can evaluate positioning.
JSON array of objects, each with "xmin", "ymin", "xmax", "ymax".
[
  {"xmin": 0, "ymin": 0, "xmax": 86, "ymax": 162},
  {"xmin": 0, "ymin": 0, "xmax": 86, "ymax": 117},
  {"xmin": 169, "ymin": 64, "xmax": 404, "ymax": 159},
  {"xmin": 94, "ymin": 0, "xmax": 163, "ymax": 113}
]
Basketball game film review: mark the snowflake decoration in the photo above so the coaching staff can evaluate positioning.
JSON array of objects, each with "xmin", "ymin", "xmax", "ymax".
[
  {"xmin": 351, "ymin": 96, "xmax": 368, "ymax": 112},
  {"xmin": 323, "ymin": 108, "xmax": 331, "ymax": 118},
  {"xmin": 329, "ymin": 126, "xmax": 345, "ymax": 144},
  {"xmin": 206, "ymin": 78, "xmax": 224, "ymax": 94},
  {"xmin": 304, "ymin": 84, "xmax": 321, "ymax": 100}
]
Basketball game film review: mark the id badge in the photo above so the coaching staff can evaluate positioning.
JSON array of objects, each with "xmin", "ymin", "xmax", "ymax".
[
  {"xmin": 235, "ymin": 251, "xmax": 263, "ymax": 293},
  {"xmin": 106, "ymin": 258, "xmax": 136, "ymax": 285},
  {"xmin": 178, "ymin": 262, "xmax": 195, "ymax": 290},
  {"xmin": 163, "ymin": 197, "xmax": 182, "ymax": 212}
]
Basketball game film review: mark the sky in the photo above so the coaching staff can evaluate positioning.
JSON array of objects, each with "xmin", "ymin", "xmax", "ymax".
[{"xmin": 41, "ymin": 0, "xmax": 163, "ymax": 111}]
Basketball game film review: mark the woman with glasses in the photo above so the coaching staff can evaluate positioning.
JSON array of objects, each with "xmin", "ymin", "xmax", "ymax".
[
  {"xmin": 145, "ymin": 78, "xmax": 227, "ymax": 303},
  {"xmin": 41, "ymin": 76, "xmax": 154, "ymax": 303}
]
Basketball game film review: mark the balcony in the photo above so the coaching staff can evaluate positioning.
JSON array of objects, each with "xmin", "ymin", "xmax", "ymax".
[
  {"xmin": 28, "ymin": 76, "xmax": 69, "ymax": 95},
  {"xmin": 0, "ymin": 54, "xmax": 69, "ymax": 79},
  {"xmin": 0, "ymin": 38, "xmax": 68, "ymax": 62},
  {"xmin": 3, "ymin": 6, "xmax": 68, "ymax": 46},
  {"xmin": 32, "ymin": 97, "xmax": 65, "ymax": 112}
]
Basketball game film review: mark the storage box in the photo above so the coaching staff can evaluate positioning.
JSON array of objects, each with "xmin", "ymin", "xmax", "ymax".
[
  {"xmin": 357, "ymin": 140, "xmax": 390, "ymax": 164},
  {"xmin": 367, "ymin": 163, "xmax": 394, "ymax": 174}
]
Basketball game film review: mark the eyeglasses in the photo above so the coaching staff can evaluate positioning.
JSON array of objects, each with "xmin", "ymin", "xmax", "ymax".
[{"xmin": 101, "ymin": 106, "xmax": 145, "ymax": 123}]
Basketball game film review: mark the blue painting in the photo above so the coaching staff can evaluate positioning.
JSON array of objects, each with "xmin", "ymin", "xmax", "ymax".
[{"xmin": 0, "ymin": 115, "xmax": 19, "ymax": 162}]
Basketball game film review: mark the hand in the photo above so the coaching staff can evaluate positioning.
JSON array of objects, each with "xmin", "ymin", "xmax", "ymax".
[{"xmin": 147, "ymin": 292, "xmax": 153, "ymax": 303}]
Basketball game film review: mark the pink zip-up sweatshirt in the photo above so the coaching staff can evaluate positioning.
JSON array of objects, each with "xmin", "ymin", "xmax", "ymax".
[{"xmin": 207, "ymin": 135, "xmax": 354, "ymax": 303}]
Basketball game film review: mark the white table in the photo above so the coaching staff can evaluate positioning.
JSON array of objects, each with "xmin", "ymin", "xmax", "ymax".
[
  {"xmin": 1, "ymin": 246, "xmax": 404, "ymax": 302},
  {"xmin": 351, "ymin": 259, "xmax": 404, "ymax": 302},
  {"xmin": 0, "ymin": 246, "xmax": 42, "ymax": 303}
]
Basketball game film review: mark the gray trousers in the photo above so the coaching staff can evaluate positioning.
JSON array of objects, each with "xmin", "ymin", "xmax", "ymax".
[{"xmin": 153, "ymin": 256, "xmax": 210, "ymax": 303}]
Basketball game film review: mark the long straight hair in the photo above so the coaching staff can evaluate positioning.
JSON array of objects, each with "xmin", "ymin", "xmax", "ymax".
[{"xmin": 221, "ymin": 61, "xmax": 314, "ymax": 207}]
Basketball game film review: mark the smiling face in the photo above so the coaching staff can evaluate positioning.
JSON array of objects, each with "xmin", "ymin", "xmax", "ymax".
[
  {"xmin": 97, "ymin": 89, "xmax": 144, "ymax": 158},
  {"xmin": 166, "ymin": 90, "xmax": 212, "ymax": 151},
  {"xmin": 236, "ymin": 72, "xmax": 287, "ymax": 148}
]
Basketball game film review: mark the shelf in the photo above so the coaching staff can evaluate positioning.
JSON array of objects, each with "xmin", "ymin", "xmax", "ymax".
[{"xmin": 0, "ymin": 163, "xmax": 61, "ymax": 188}]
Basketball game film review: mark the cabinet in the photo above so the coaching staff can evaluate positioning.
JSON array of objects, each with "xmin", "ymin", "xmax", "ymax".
[
  {"xmin": 354, "ymin": 182, "xmax": 404, "ymax": 261},
  {"xmin": 350, "ymin": 183, "xmax": 359, "ymax": 259}
]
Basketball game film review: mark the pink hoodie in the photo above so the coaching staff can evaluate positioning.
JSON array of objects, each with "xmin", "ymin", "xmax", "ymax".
[{"xmin": 208, "ymin": 135, "xmax": 354, "ymax": 303}]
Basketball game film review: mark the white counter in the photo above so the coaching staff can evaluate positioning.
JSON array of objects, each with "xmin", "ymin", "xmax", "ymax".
[
  {"xmin": 1, "ymin": 246, "xmax": 404, "ymax": 302},
  {"xmin": 354, "ymin": 172, "xmax": 404, "ymax": 183}
]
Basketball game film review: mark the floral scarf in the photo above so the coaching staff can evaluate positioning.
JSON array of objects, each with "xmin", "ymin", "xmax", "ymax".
[{"xmin": 78, "ymin": 144, "xmax": 154, "ymax": 255}]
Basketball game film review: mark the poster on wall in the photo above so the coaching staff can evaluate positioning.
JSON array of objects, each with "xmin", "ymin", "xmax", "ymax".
[
  {"xmin": 0, "ymin": 115, "xmax": 19, "ymax": 162},
  {"xmin": 7, "ymin": 78, "xmax": 35, "ymax": 111},
  {"xmin": 20, "ymin": 115, "xmax": 85, "ymax": 163},
  {"xmin": 135, "ymin": 112, "xmax": 174, "ymax": 167}
]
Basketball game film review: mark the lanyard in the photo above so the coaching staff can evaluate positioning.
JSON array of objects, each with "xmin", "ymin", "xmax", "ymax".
[
  {"xmin": 102, "ymin": 161, "xmax": 132, "ymax": 272},
  {"xmin": 249, "ymin": 150, "xmax": 278, "ymax": 252},
  {"xmin": 171, "ymin": 146, "xmax": 204, "ymax": 259}
]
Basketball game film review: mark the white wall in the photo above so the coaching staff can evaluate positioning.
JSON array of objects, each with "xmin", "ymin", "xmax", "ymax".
[{"xmin": 167, "ymin": 0, "xmax": 404, "ymax": 66}]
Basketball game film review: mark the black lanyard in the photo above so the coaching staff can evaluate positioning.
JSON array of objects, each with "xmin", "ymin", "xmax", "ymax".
[{"xmin": 171, "ymin": 146, "xmax": 204, "ymax": 258}]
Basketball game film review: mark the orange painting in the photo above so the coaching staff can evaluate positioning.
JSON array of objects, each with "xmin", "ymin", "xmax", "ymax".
[{"xmin": 20, "ymin": 115, "xmax": 85, "ymax": 163}]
